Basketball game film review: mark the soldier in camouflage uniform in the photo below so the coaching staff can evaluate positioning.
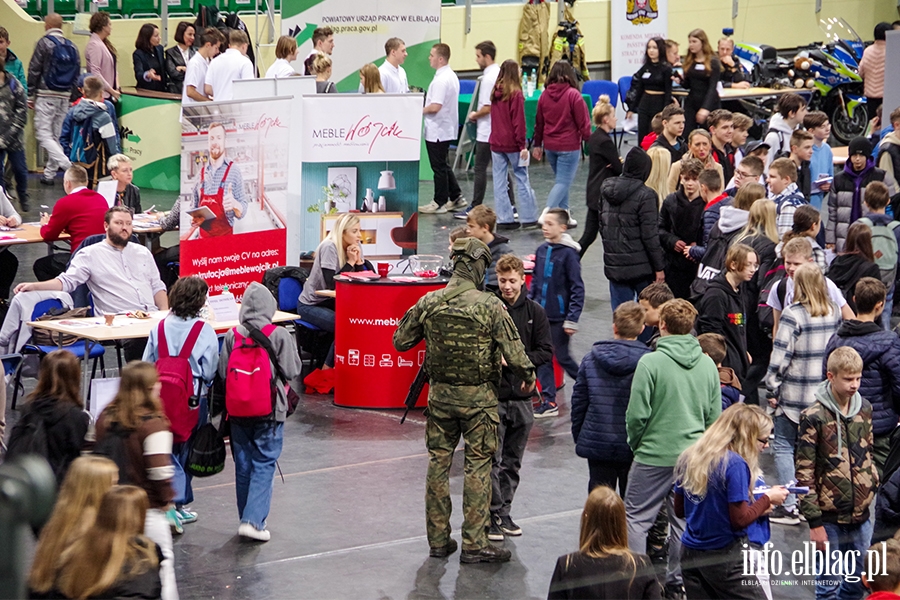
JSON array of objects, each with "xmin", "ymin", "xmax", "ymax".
[
  {"xmin": 393, "ymin": 238, "xmax": 536, "ymax": 564},
  {"xmin": 795, "ymin": 347, "xmax": 877, "ymax": 598}
]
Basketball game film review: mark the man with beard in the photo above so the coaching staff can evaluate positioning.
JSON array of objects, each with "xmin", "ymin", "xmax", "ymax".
[
  {"xmin": 188, "ymin": 122, "xmax": 247, "ymax": 238},
  {"xmin": 16, "ymin": 205, "xmax": 168, "ymax": 360}
]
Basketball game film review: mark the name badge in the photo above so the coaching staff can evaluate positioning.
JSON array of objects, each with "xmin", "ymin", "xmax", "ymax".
[
  {"xmin": 695, "ymin": 64, "xmax": 706, "ymax": 71},
  {"xmin": 642, "ymin": 72, "xmax": 651, "ymax": 79}
]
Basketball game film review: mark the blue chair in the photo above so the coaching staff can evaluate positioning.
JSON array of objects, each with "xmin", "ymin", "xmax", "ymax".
[
  {"xmin": 618, "ymin": 76, "xmax": 633, "ymax": 109},
  {"xmin": 459, "ymin": 79, "xmax": 477, "ymax": 96},
  {"xmin": 11, "ymin": 299, "xmax": 106, "ymax": 408},
  {"xmin": 581, "ymin": 79, "xmax": 618, "ymax": 108},
  {"xmin": 281, "ymin": 277, "xmax": 333, "ymax": 370}
]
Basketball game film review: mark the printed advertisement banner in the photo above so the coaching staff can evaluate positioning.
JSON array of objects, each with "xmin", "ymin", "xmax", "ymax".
[
  {"xmin": 179, "ymin": 98, "xmax": 292, "ymax": 299},
  {"xmin": 282, "ymin": 0, "xmax": 440, "ymax": 91},
  {"xmin": 610, "ymin": 0, "xmax": 668, "ymax": 84}
]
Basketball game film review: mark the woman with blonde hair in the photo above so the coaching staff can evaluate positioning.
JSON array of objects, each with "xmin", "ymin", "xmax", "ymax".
[
  {"xmin": 578, "ymin": 94, "xmax": 622, "ymax": 257},
  {"xmin": 681, "ymin": 28, "xmax": 721, "ymax": 133},
  {"xmin": 666, "ymin": 129, "xmax": 722, "ymax": 193},
  {"xmin": 359, "ymin": 63, "xmax": 385, "ymax": 94},
  {"xmin": 313, "ymin": 52, "xmax": 337, "ymax": 93},
  {"xmin": 28, "ymin": 456, "xmax": 119, "ymax": 597},
  {"xmin": 297, "ymin": 213, "xmax": 374, "ymax": 370},
  {"xmin": 675, "ymin": 404, "xmax": 787, "ymax": 599},
  {"xmin": 765, "ymin": 262, "xmax": 842, "ymax": 523},
  {"xmin": 57, "ymin": 486, "xmax": 162, "ymax": 600},
  {"xmin": 265, "ymin": 35, "xmax": 298, "ymax": 78},
  {"xmin": 549, "ymin": 486, "xmax": 661, "ymax": 598},
  {"xmin": 95, "ymin": 361, "xmax": 177, "ymax": 600},
  {"xmin": 645, "ymin": 146, "xmax": 671, "ymax": 206}
]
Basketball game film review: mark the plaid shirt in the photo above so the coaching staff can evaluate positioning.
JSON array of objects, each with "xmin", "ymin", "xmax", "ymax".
[
  {"xmin": 772, "ymin": 183, "xmax": 808, "ymax": 239},
  {"xmin": 765, "ymin": 302, "xmax": 842, "ymax": 423}
]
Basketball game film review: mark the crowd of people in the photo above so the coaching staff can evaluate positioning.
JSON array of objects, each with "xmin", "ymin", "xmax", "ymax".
[{"xmin": 7, "ymin": 14, "xmax": 900, "ymax": 600}]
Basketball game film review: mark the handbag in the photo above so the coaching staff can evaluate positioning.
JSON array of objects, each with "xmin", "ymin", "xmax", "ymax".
[{"xmin": 31, "ymin": 307, "xmax": 90, "ymax": 346}]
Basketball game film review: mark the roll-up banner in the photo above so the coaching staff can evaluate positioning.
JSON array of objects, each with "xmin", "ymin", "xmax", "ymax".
[{"xmin": 610, "ymin": 0, "xmax": 669, "ymax": 89}]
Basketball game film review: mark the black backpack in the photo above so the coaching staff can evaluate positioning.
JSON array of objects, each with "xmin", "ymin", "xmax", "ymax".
[
  {"xmin": 93, "ymin": 422, "xmax": 137, "ymax": 484},
  {"xmin": 757, "ymin": 263, "xmax": 787, "ymax": 335},
  {"xmin": 5, "ymin": 409, "xmax": 50, "ymax": 463},
  {"xmin": 689, "ymin": 226, "xmax": 740, "ymax": 300},
  {"xmin": 767, "ymin": 128, "xmax": 791, "ymax": 160}
]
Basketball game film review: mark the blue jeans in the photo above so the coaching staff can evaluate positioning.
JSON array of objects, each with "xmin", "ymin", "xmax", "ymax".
[
  {"xmin": 491, "ymin": 151, "xmax": 538, "ymax": 224},
  {"xmin": 609, "ymin": 278, "xmax": 653, "ymax": 311},
  {"xmin": 171, "ymin": 396, "xmax": 208, "ymax": 507},
  {"xmin": 297, "ymin": 302, "xmax": 336, "ymax": 367},
  {"xmin": 230, "ymin": 419, "xmax": 284, "ymax": 530},
  {"xmin": 0, "ymin": 148, "xmax": 28, "ymax": 206},
  {"xmin": 815, "ymin": 520, "xmax": 872, "ymax": 600},
  {"xmin": 545, "ymin": 149, "xmax": 581, "ymax": 211},
  {"xmin": 773, "ymin": 414, "xmax": 798, "ymax": 508}
]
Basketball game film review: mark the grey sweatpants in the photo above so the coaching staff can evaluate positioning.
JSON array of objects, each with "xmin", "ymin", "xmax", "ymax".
[
  {"xmin": 490, "ymin": 399, "xmax": 534, "ymax": 517},
  {"xmin": 34, "ymin": 94, "xmax": 72, "ymax": 179},
  {"xmin": 624, "ymin": 461, "xmax": 685, "ymax": 586}
]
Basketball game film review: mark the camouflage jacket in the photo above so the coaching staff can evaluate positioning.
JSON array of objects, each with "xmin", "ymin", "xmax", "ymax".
[
  {"xmin": 0, "ymin": 70, "xmax": 26, "ymax": 151},
  {"xmin": 393, "ymin": 280, "xmax": 536, "ymax": 408},
  {"xmin": 796, "ymin": 386, "xmax": 878, "ymax": 529}
]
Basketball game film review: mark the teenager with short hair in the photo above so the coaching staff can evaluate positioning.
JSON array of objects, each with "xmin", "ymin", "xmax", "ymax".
[
  {"xmin": 731, "ymin": 113, "xmax": 753, "ymax": 164},
  {"xmin": 768, "ymin": 157, "xmax": 806, "ymax": 238},
  {"xmin": 764, "ymin": 93, "xmax": 807, "ymax": 165},
  {"xmin": 203, "ymin": 29, "xmax": 253, "ymax": 102},
  {"xmin": 863, "ymin": 539, "xmax": 900, "ymax": 597},
  {"xmin": 877, "ymin": 106, "xmax": 900, "ymax": 186},
  {"xmin": 707, "ymin": 108, "xmax": 735, "ymax": 183},
  {"xmin": 804, "ymin": 111, "xmax": 834, "ymax": 210},
  {"xmin": 697, "ymin": 333, "xmax": 742, "ymax": 410},
  {"xmin": 182, "ymin": 27, "xmax": 223, "ymax": 104},
  {"xmin": 858, "ymin": 180, "xmax": 900, "ymax": 328},
  {"xmin": 637, "ymin": 282, "xmax": 674, "ymax": 348},
  {"xmin": 466, "ymin": 205, "xmax": 514, "ymax": 290},
  {"xmin": 727, "ymin": 155, "xmax": 764, "ymax": 195},
  {"xmin": 658, "ymin": 158, "xmax": 704, "ymax": 299},
  {"xmin": 651, "ymin": 104, "xmax": 686, "ymax": 162},
  {"xmin": 789, "ymin": 129, "xmax": 814, "ymax": 200}
]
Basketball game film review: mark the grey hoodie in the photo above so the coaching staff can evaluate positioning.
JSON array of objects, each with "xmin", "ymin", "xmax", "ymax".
[
  {"xmin": 814, "ymin": 380, "xmax": 863, "ymax": 456},
  {"xmin": 218, "ymin": 282, "xmax": 302, "ymax": 422},
  {"xmin": 717, "ymin": 206, "xmax": 749, "ymax": 235}
]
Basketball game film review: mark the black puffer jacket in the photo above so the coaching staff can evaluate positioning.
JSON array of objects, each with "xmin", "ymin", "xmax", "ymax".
[
  {"xmin": 823, "ymin": 320, "xmax": 900, "ymax": 436},
  {"xmin": 599, "ymin": 147, "xmax": 666, "ymax": 283},
  {"xmin": 498, "ymin": 291, "xmax": 553, "ymax": 400},
  {"xmin": 658, "ymin": 189, "xmax": 704, "ymax": 274}
]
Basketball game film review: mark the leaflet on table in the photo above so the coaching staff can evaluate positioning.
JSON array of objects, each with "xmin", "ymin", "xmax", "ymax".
[
  {"xmin": 207, "ymin": 292, "xmax": 240, "ymax": 322},
  {"xmin": 97, "ymin": 180, "xmax": 117, "ymax": 207}
]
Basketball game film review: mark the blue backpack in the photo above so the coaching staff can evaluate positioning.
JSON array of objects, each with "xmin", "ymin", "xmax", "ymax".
[{"xmin": 44, "ymin": 36, "xmax": 79, "ymax": 92}]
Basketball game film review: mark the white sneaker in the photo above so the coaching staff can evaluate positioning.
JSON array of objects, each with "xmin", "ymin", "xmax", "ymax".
[
  {"xmin": 419, "ymin": 200, "xmax": 448, "ymax": 214},
  {"xmin": 537, "ymin": 207, "xmax": 550, "ymax": 224},
  {"xmin": 568, "ymin": 217, "xmax": 578, "ymax": 228},
  {"xmin": 238, "ymin": 522, "xmax": 271, "ymax": 542},
  {"xmin": 450, "ymin": 196, "xmax": 468, "ymax": 210}
]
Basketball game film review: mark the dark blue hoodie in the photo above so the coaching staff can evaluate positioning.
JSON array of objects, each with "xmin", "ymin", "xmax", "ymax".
[
  {"xmin": 527, "ymin": 235, "xmax": 584, "ymax": 327},
  {"xmin": 570, "ymin": 339, "xmax": 651, "ymax": 462}
]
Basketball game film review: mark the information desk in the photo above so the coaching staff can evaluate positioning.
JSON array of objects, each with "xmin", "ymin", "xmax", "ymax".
[
  {"xmin": 119, "ymin": 87, "xmax": 183, "ymax": 192},
  {"xmin": 333, "ymin": 275, "xmax": 448, "ymax": 408}
]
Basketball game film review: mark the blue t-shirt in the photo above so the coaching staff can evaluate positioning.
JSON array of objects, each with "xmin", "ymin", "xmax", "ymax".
[
  {"xmin": 677, "ymin": 451, "xmax": 751, "ymax": 550},
  {"xmin": 746, "ymin": 476, "xmax": 771, "ymax": 546}
]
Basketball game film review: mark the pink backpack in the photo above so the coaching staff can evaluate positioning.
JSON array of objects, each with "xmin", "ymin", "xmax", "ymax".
[
  {"xmin": 156, "ymin": 321, "xmax": 204, "ymax": 443},
  {"xmin": 225, "ymin": 324, "xmax": 278, "ymax": 418}
]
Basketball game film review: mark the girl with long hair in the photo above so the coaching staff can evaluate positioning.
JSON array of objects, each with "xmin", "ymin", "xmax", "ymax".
[
  {"xmin": 133, "ymin": 24, "xmax": 166, "ymax": 93},
  {"xmin": 57, "ymin": 486, "xmax": 161, "ymax": 600},
  {"xmin": 826, "ymin": 222, "xmax": 881, "ymax": 313},
  {"xmin": 765, "ymin": 263, "xmax": 842, "ymax": 524},
  {"xmin": 532, "ymin": 61, "xmax": 591, "ymax": 224},
  {"xmin": 5, "ymin": 350, "xmax": 89, "ymax": 483},
  {"xmin": 86, "ymin": 11, "xmax": 119, "ymax": 100},
  {"xmin": 778, "ymin": 204, "xmax": 827, "ymax": 271},
  {"xmin": 488, "ymin": 59, "xmax": 540, "ymax": 228},
  {"xmin": 359, "ymin": 63, "xmax": 385, "ymax": 93},
  {"xmin": 665, "ymin": 129, "xmax": 723, "ymax": 193},
  {"xmin": 645, "ymin": 145, "xmax": 671, "ymax": 207},
  {"xmin": 28, "ymin": 456, "xmax": 119, "ymax": 597},
  {"xmin": 578, "ymin": 94, "xmax": 622, "ymax": 256},
  {"xmin": 675, "ymin": 404, "xmax": 788, "ymax": 599},
  {"xmin": 627, "ymin": 37, "xmax": 673, "ymax": 143},
  {"xmin": 95, "ymin": 361, "xmax": 177, "ymax": 600},
  {"xmin": 681, "ymin": 28, "xmax": 721, "ymax": 134},
  {"xmin": 549, "ymin": 486, "xmax": 661, "ymax": 599}
]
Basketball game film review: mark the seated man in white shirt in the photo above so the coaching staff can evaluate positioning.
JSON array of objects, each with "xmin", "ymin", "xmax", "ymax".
[
  {"xmin": 419, "ymin": 43, "xmax": 466, "ymax": 215},
  {"xmin": 378, "ymin": 37, "xmax": 409, "ymax": 94},
  {"xmin": 15, "ymin": 205, "xmax": 169, "ymax": 360},
  {"xmin": 204, "ymin": 29, "xmax": 254, "ymax": 102},
  {"xmin": 183, "ymin": 27, "xmax": 224, "ymax": 104}
]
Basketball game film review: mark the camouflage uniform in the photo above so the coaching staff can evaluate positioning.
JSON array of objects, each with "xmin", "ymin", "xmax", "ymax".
[
  {"xmin": 0, "ymin": 68, "xmax": 27, "ymax": 154},
  {"xmin": 393, "ymin": 238, "xmax": 535, "ymax": 553}
]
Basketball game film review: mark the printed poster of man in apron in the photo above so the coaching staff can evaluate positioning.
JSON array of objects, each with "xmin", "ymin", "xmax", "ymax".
[{"xmin": 188, "ymin": 122, "xmax": 248, "ymax": 237}]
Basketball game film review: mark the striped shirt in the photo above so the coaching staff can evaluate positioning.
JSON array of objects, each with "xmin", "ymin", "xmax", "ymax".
[{"xmin": 765, "ymin": 302, "xmax": 842, "ymax": 423}]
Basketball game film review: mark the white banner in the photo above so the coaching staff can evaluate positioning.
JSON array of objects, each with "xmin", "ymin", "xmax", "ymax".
[
  {"xmin": 610, "ymin": 0, "xmax": 669, "ymax": 84},
  {"xmin": 301, "ymin": 93, "xmax": 424, "ymax": 162}
]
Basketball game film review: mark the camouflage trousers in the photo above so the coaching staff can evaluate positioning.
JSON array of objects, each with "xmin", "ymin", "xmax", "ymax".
[{"xmin": 425, "ymin": 401, "xmax": 499, "ymax": 551}]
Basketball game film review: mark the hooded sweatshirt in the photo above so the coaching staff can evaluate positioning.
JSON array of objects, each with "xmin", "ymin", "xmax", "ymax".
[
  {"xmin": 62, "ymin": 98, "xmax": 120, "ymax": 160},
  {"xmin": 764, "ymin": 113, "xmax": 796, "ymax": 165},
  {"xmin": 599, "ymin": 147, "xmax": 666, "ymax": 283},
  {"xmin": 498, "ymin": 290, "xmax": 553, "ymax": 400},
  {"xmin": 697, "ymin": 272, "xmax": 750, "ymax": 381},
  {"xmin": 796, "ymin": 381, "xmax": 876, "ymax": 527},
  {"xmin": 571, "ymin": 339, "xmax": 651, "ymax": 462},
  {"xmin": 218, "ymin": 282, "xmax": 302, "ymax": 423},
  {"xmin": 18, "ymin": 396, "xmax": 89, "ymax": 484},
  {"xmin": 485, "ymin": 234, "xmax": 514, "ymax": 290},
  {"xmin": 688, "ymin": 204, "xmax": 748, "ymax": 262},
  {"xmin": 489, "ymin": 88, "xmax": 527, "ymax": 153},
  {"xmin": 532, "ymin": 82, "xmax": 591, "ymax": 152},
  {"xmin": 826, "ymin": 253, "xmax": 881, "ymax": 313},
  {"xmin": 824, "ymin": 319, "xmax": 900, "ymax": 436},
  {"xmin": 528, "ymin": 234, "xmax": 584, "ymax": 329},
  {"xmin": 626, "ymin": 334, "xmax": 721, "ymax": 467}
]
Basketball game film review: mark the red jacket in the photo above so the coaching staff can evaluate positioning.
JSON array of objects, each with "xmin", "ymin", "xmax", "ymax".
[
  {"xmin": 40, "ymin": 188, "xmax": 108, "ymax": 253},
  {"xmin": 489, "ymin": 89, "xmax": 527, "ymax": 153},
  {"xmin": 533, "ymin": 83, "xmax": 591, "ymax": 152}
]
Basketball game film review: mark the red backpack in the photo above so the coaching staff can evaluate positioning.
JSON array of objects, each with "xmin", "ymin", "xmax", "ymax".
[
  {"xmin": 225, "ymin": 324, "xmax": 280, "ymax": 418},
  {"xmin": 156, "ymin": 321, "xmax": 205, "ymax": 443}
]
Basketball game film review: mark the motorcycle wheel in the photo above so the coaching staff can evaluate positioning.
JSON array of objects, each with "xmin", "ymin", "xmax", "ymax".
[{"xmin": 830, "ymin": 102, "xmax": 869, "ymax": 145}]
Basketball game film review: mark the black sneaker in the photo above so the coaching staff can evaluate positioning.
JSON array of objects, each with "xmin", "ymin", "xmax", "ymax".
[
  {"xmin": 498, "ymin": 515, "xmax": 522, "ymax": 536},
  {"xmin": 497, "ymin": 222, "xmax": 521, "ymax": 231},
  {"xmin": 520, "ymin": 221, "xmax": 540, "ymax": 230},
  {"xmin": 429, "ymin": 539, "xmax": 458, "ymax": 558},
  {"xmin": 487, "ymin": 514, "xmax": 504, "ymax": 541},
  {"xmin": 39, "ymin": 177, "xmax": 54, "ymax": 186},
  {"xmin": 769, "ymin": 505, "xmax": 801, "ymax": 526},
  {"xmin": 460, "ymin": 545, "xmax": 512, "ymax": 564}
]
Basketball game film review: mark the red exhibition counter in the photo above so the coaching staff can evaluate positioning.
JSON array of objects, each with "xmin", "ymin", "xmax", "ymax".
[{"xmin": 333, "ymin": 275, "xmax": 448, "ymax": 408}]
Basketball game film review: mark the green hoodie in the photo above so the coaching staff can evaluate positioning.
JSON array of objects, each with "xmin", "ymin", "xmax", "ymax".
[
  {"xmin": 813, "ymin": 381, "xmax": 862, "ymax": 457},
  {"xmin": 626, "ymin": 334, "xmax": 721, "ymax": 467}
]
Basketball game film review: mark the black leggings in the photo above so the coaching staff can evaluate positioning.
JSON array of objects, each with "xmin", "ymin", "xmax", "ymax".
[
  {"xmin": 0, "ymin": 248, "xmax": 17, "ymax": 300},
  {"xmin": 578, "ymin": 208, "xmax": 600, "ymax": 258},
  {"xmin": 637, "ymin": 93, "xmax": 668, "ymax": 144}
]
